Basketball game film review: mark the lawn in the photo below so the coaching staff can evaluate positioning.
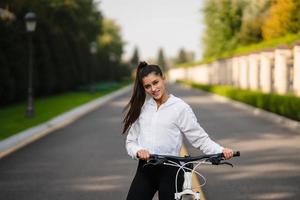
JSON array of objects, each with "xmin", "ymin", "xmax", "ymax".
[{"xmin": 0, "ymin": 82, "xmax": 130, "ymax": 141}]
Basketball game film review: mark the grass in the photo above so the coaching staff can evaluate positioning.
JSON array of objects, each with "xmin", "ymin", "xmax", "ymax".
[
  {"xmin": 175, "ymin": 32, "xmax": 300, "ymax": 68},
  {"xmin": 0, "ymin": 81, "xmax": 130, "ymax": 141}
]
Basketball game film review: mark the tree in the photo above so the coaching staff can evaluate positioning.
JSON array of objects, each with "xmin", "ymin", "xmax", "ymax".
[
  {"xmin": 98, "ymin": 19, "xmax": 126, "ymax": 80},
  {"xmin": 130, "ymin": 46, "xmax": 140, "ymax": 69},
  {"xmin": 175, "ymin": 47, "xmax": 196, "ymax": 64},
  {"xmin": 99, "ymin": 19, "xmax": 124, "ymax": 63},
  {"xmin": 202, "ymin": 0, "xmax": 245, "ymax": 58},
  {"xmin": 237, "ymin": 0, "xmax": 271, "ymax": 45},
  {"xmin": 178, "ymin": 48, "xmax": 188, "ymax": 64},
  {"xmin": 262, "ymin": 0, "xmax": 300, "ymax": 40},
  {"xmin": 0, "ymin": 0, "xmax": 128, "ymax": 105},
  {"xmin": 157, "ymin": 48, "xmax": 167, "ymax": 72}
]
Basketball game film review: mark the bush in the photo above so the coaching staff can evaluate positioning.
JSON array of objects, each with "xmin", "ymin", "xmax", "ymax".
[{"xmin": 179, "ymin": 80, "xmax": 300, "ymax": 122}]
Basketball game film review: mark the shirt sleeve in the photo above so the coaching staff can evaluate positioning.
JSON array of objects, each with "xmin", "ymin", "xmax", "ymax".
[
  {"xmin": 177, "ymin": 105, "xmax": 224, "ymax": 154},
  {"xmin": 125, "ymin": 121, "xmax": 143, "ymax": 160}
]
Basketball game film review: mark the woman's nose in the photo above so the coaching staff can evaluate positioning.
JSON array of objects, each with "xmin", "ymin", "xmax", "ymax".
[{"xmin": 151, "ymin": 85, "xmax": 156, "ymax": 91}]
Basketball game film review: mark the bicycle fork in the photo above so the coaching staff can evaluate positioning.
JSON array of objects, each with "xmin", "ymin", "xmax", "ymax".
[{"xmin": 174, "ymin": 163, "xmax": 201, "ymax": 200}]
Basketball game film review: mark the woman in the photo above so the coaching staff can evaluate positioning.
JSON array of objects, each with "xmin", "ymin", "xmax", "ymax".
[{"xmin": 123, "ymin": 61, "xmax": 233, "ymax": 200}]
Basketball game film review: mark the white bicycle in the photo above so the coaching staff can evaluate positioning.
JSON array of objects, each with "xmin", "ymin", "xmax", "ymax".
[{"xmin": 144, "ymin": 151, "xmax": 240, "ymax": 200}]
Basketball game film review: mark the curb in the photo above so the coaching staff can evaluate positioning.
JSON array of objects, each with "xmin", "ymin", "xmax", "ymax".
[
  {"xmin": 182, "ymin": 84, "xmax": 300, "ymax": 134},
  {"xmin": 209, "ymin": 93, "xmax": 300, "ymax": 133},
  {"xmin": 0, "ymin": 85, "xmax": 132, "ymax": 159}
]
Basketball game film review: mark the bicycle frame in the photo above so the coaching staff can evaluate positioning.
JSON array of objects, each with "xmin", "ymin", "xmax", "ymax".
[{"xmin": 163, "ymin": 159, "xmax": 209, "ymax": 200}]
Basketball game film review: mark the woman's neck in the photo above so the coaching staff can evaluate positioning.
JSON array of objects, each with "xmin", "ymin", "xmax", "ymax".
[{"xmin": 154, "ymin": 93, "xmax": 169, "ymax": 108}]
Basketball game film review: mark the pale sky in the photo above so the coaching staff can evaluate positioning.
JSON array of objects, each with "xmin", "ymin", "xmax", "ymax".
[{"xmin": 97, "ymin": 0, "xmax": 205, "ymax": 61}]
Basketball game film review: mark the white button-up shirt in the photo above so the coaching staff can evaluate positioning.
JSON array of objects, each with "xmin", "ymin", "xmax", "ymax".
[{"xmin": 126, "ymin": 94, "xmax": 223, "ymax": 159}]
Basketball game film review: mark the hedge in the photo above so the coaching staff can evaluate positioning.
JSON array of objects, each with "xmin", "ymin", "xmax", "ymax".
[{"xmin": 179, "ymin": 80, "xmax": 300, "ymax": 122}]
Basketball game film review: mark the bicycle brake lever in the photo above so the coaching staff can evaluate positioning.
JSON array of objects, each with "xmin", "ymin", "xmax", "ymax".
[
  {"xmin": 219, "ymin": 161, "xmax": 234, "ymax": 167},
  {"xmin": 208, "ymin": 157, "xmax": 222, "ymax": 165},
  {"xmin": 207, "ymin": 156, "xmax": 234, "ymax": 167},
  {"xmin": 143, "ymin": 158, "xmax": 165, "ymax": 167}
]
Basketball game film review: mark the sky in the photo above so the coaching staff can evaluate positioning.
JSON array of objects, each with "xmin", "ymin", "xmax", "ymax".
[{"xmin": 97, "ymin": 0, "xmax": 205, "ymax": 61}]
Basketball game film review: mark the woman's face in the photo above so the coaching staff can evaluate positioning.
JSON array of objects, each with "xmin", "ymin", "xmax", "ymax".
[{"xmin": 142, "ymin": 72, "xmax": 166, "ymax": 100}]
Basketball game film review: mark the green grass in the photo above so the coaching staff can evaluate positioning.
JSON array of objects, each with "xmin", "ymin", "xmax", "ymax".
[
  {"xmin": 225, "ymin": 32, "xmax": 300, "ymax": 57},
  {"xmin": 0, "ymin": 81, "xmax": 130, "ymax": 141},
  {"xmin": 176, "ymin": 32, "xmax": 300, "ymax": 68}
]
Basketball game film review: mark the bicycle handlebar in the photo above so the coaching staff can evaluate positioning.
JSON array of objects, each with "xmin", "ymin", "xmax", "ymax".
[
  {"xmin": 142, "ymin": 151, "xmax": 240, "ymax": 199},
  {"xmin": 149, "ymin": 151, "xmax": 240, "ymax": 162}
]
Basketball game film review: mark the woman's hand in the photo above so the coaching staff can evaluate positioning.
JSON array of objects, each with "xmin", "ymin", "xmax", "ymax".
[
  {"xmin": 137, "ymin": 149, "xmax": 150, "ymax": 160},
  {"xmin": 222, "ymin": 148, "xmax": 234, "ymax": 160}
]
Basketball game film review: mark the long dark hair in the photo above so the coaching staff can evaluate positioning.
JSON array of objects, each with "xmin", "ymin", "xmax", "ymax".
[{"xmin": 122, "ymin": 61, "xmax": 163, "ymax": 134}]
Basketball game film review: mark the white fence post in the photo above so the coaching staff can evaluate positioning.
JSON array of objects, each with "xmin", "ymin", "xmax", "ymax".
[
  {"xmin": 239, "ymin": 55, "xmax": 249, "ymax": 89},
  {"xmin": 274, "ymin": 45, "xmax": 293, "ymax": 94},
  {"xmin": 259, "ymin": 50, "xmax": 274, "ymax": 93},
  {"xmin": 293, "ymin": 42, "xmax": 300, "ymax": 96},
  {"xmin": 211, "ymin": 61, "xmax": 218, "ymax": 85},
  {"xmin": 225, "ymin": 58, "xmax": 233, "ymax": 85},
  {"xmin": 232, "ymin": 57, "xmax": 239, "ymax": 87},
  {"xmin": 248, "ymin": 53, "xmax": 260, "ymax": 90}
]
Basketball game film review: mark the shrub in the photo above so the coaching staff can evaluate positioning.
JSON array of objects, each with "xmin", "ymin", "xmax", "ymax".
[{"xmin": 178, "ymin": 80, "xmax": 300, "ymax": 122}]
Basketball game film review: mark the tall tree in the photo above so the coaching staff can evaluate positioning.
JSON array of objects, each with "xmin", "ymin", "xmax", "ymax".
[
  {"xmin": 99, "ymin": 19, "xmax": 124, "ymax": 63},
  {"xmin": 262, "ymin": 0, "xmax": 300, "ymax": 40},
  {"xmin": 176, "ymin": 48, "xmax": 188, "ymax": 64},
  {"xmin": 174, "ymin": 48, "xmax": 195, "ymax": 64},
  {"xmin": 157, "ymin": 47, "xmax": 167, "ymax": 72},
  {"xmin": 98, "ymin": 19, "xmax": 126, "ymax": 80},
  {"xmin": 237, "ymin": 0, "xmax": 271, "ymax": 45},
  {"xmin": 130, "ymin": 46, "xmax": 140, "ymax": 69},
  {"xmin": 0, "ymin": 0, "xmax": 128, "ymax": 105},
  {"xmin": 202, "ymin": 0, "xmax": 245, "ymax": 58}
]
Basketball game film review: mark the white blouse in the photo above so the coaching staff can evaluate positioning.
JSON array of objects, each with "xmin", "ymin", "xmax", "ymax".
[{"xmin": 126, "ymin": 94, "xmax": 223, "ymax": 159}]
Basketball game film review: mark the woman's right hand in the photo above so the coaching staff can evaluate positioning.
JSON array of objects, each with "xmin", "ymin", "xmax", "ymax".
[{"xmin": 137, "ymin": 149, "xmax": 150, "ymax": 160}]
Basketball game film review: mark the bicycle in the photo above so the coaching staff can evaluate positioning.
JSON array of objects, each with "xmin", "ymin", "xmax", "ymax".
[{"xmin": 143, "ymin": 151, "xmax": 240, "ymax": 200}]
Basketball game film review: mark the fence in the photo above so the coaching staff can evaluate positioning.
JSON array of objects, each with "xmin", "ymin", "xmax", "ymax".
[{"xmin": 168, "ymin": 43, "xmax": 300, "ymax": 96}]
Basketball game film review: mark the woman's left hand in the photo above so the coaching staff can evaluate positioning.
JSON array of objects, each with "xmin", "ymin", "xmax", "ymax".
[{"xmin": 222, "ymin": 148, "xmax": 233, "ymax": 160}]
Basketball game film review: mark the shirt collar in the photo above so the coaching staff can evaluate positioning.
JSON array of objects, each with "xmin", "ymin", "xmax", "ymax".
[{"xmin": 147, "ymin": 94, "xmax": 175, "ymax": 107}]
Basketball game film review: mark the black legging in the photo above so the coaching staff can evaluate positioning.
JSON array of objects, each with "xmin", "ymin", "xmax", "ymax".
[{"xmin": 126, "ymin": 160, "xmax": 184, "ymax": 200}]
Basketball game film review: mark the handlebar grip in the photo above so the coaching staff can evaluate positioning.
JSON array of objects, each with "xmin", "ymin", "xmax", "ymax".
[{"xmin": 233, "ymin": 151, "xmax": 240, "ymax": 157}]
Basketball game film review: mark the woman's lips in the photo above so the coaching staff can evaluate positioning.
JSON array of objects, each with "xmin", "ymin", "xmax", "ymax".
[{"xmin": 152, "ymin": 91, "xmax": 160, "ymax": 96}]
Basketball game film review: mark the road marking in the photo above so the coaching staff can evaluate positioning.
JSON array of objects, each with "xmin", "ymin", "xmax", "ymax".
[{"xmin": 180, "ymin": 145, "xmax": 207, "ymax": 200}]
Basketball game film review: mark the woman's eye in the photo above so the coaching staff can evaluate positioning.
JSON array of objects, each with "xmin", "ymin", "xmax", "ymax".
[
  {"xmin": 144, "ymin": 85, "xmax": 150, "ymax": 89},
  {"xmin": 153, "ymin": 81, "xmax": 159, "ymax": 85}
]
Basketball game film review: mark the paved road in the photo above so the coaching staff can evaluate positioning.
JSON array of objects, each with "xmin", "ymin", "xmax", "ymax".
[
  {"xmin": 0, "ymin": 90, "xmax": 135, "ymax": 200},
  {"xmin": 0, "ymin": 83, "xmax": 299, "ymax": 200},
  {"xmin": 175, "ymin": 85, "xmax": 300, "ymax": 200}
]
